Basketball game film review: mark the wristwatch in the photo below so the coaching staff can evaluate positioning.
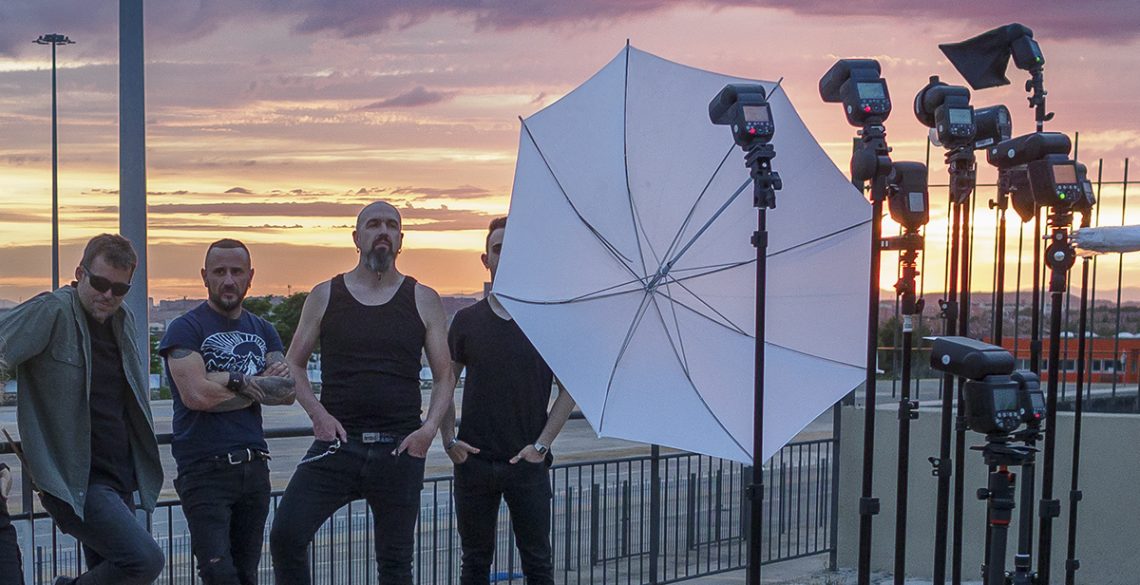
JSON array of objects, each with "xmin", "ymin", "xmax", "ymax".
[
  {"xmin": 446, "ymin": 437, "xmax": 459, "ymax": 451},
  {"xmin": 226, "ymin": 371, "xmax": 245, "ymax": 393},
  {"xmin": 533, "ymin": 441, "xmax": 549, "ymax": 455}
]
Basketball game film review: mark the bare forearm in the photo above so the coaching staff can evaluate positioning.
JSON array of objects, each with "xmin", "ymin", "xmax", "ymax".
[
  {"xmin": 537, "ymin": 388, "xmax": 576, "ymax": 446},
  {"xmin": 207, "ymin": 395, "xmax": 254, "ymax": 412},
  {"xmin": 290, "ymin": 363, "xmax": 326, "ymax": 419},
  {"xmin": 238, "ymin": 374, "xmax": 296, "ymax": 405},
  {"xmin": 422, "ymin": 377, "xmax": 455, "ymax": 433},
  {"xmin": 441, "ymin": 402, "xmax": 457, "ymax": 443},
  {"xmin": 187, "ymin": 370, "xmax": 246, "ymax": 409}
]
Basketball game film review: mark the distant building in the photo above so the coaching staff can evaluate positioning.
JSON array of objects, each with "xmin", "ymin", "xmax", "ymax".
[{"xmin": 988, "ymin": 335, "xmax": 1140, "ymax": 384}]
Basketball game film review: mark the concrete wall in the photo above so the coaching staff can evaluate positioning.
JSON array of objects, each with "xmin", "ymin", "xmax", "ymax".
[{"xmin": 837, "ymin": 403, "xmax": 1140, "ymax": 585}]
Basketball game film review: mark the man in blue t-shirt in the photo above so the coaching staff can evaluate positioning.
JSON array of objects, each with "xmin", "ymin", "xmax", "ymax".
[{"xmin": 160, "ymin": 239, "xmax": 295, "ymax": 585}]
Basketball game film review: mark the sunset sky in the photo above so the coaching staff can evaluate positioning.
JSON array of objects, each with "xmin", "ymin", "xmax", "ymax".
[{"xmin": 1, "ymin": 1, "xmax": 1138, "ymax": 302}]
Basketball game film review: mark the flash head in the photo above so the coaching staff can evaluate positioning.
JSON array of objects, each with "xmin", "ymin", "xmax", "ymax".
[
  {"xmin": 1027, "ymin": 155, "xmax": 1090, "ymax": 209},
  {"xmin": 929, "ymin": 336, "xmax": 1015, "ymax": 380},
  {"xmin": 986, "ymin": 132, "xmax": 1071, "ymax": 170},
  {"xmin": 887, "ymin": 161, "xmax": 930, "ymax": 231},
  {"xmin": 709, "ymin": 84, "xmax": 774, "ymax": 148},
  {"xmin": 914, "ymin": 76, "xmax": 975, "ymax": 149},
  {"xmin": 819, "ymin": 59, "xmax": 891, "ymax": 127},
  {"xmin": 973, "ymin": 105, "xmax": 1012, "ymax": 150}
]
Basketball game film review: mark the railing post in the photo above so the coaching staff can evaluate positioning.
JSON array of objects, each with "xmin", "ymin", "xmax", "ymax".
[
  {"xmin": 742, "ymin": 465, "xmax": 753, "ymax": 544},
  {"xmin": 830, "ymin": 401, "xmax": 844, "ymax": 570},
  {"xmin": 687, "ymin": 473, "xmax": 696, "ymax": 550},
  {"xmin": 621, "ymin": 480, "xmax": 631, "ymax": 558},
  {"xmin": 649, "ymin": 444, "xmax": 661, "ymax": 584},
  {"xmin": 590, "ymin": 483, "xmax": 600, "ymax": 565},
  {"xmin": 715, "ymin": 469, "xmax": 723, "ymax": 542},
  {"xmin": 564, "ymin": 485, "xmax": 574, "ymax": 571}
]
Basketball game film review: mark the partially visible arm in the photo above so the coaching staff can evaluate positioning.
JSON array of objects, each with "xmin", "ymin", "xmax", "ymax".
[
  {"xmin": 418, "ymin": 285, "xmax": 455, "ymax": 434},
  {"xmin": 441, "ymin": 360, "xmax": 479, "ymax": 464},
  {"xmin": 511, "ymin": 378, "xmax": 577, "ymax": 464},
  {"xmin": 0, "ymin": 294, "xmax": 58, "ymax": 374},
  {"xmin": 235, "ymin": 350, "xmax": 296, "ymax": 406},
  {"xmin": 286, "ymin": 282, "xmax": 345, "ymax": 442},
  {"xmin": 166, "ymin": 348, "xmax": 253, "ymax": 412},
  {"xmin": 439, "ymin": 361, "xmax": 462, "ymax": 445},
  {"xmin": 396, "ymin": 284, "xmax": 454, "ymax": 456},
  {"xmin": 167, "ymin": 348, "xmax": 295, "ymax": 412},
  {"xmin": 538, "ymin": 378, "xmax": 576, "ymax": 447}
]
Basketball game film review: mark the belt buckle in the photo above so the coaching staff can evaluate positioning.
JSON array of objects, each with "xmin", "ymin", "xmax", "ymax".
[
  {"xmin": 362, "ymin": 432, "xmax": 381, "ymax": 444},
  {"xmin": 227, "ymin": 448, "xmax": 250, "ymax": 465}
]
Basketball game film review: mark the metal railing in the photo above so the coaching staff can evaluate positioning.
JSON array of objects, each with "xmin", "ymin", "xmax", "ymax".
[{"xmin": 4, "ymin": 435, "xmax": 836, "ymax": 585}]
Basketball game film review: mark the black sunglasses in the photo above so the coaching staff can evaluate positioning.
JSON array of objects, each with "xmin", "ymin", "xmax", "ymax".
[{"xmin": 83, "ymin": 266, "xmax": 132, "ymax": 297}]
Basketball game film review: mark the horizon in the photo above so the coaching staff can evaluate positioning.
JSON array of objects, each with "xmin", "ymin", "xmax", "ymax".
[{"xmin": 2, "ymin": 3, "xmax": 1139, "ymax": 300}]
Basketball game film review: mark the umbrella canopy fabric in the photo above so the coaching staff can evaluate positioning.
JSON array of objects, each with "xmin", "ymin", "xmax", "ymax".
[{"xmin": 495, "ymin": 45, "xmax": 871, "ymax": 464}]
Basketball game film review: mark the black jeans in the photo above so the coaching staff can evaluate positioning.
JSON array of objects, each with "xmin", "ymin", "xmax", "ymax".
[
  {"xmin": 174, "ymin": 456, "xmax": 271, "ymax": 585},
  {"xmin": 39, "ymin": 483, "xmax": 164, "ymax": 585},
  {"xmin": 453, "ymin": 457, "xmax": 553, "ymax": 585},
  {"xmin": 0, "ymin": 498, "xmax": 21, "ymax": 585},
  {"xmin": 269, "ymin": 438, "xmax": 425, "ymax": 585}
]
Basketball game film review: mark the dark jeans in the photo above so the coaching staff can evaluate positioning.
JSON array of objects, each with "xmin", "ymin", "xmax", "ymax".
[
  {"xmin": 269, "ymin": 438, "xmax": 425, "ymax": 585},
  {"xmin": 1, "ymin": 491, "xmax": 23, "ymax": 585},
  {"xmin": 454, "ymin": 457, "xmax": 553, "ymax": 585},
  {"xmin": 39, "ymin": 483, "xmax": 164, "ymax": 585},
  {"xmin": 174, "ymin": 456, "xmax": 271, "ymax": 585},
  {"xmin": 0, "ymin": 524, "xmax": 20, "ymax": 585}
]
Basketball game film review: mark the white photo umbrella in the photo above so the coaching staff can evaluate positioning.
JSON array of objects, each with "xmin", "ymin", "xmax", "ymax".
[{"xmin": 495, "ymin": 45, "xmax": 871, "ymax": 464}]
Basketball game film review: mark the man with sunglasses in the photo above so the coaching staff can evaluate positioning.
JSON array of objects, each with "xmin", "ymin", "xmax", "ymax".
[
  {"xmin": 0, "ymin": 234, "xmax": 164, "ymax": 585},
  {"xmin": 160, "ymin": 239, "xmax": 295, "ymax": 585}
]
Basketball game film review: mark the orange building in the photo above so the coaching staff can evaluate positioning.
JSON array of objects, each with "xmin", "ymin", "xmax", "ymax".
[{"xmin": 988, "ymin": 335, "xmax": 1140, "ymax": 384}]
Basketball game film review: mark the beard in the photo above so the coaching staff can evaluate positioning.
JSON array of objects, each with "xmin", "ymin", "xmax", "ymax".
[
  {"xmin": 209, "ymin": 285, "xmax": 246, "ymax": 312},
  {"xmin": 365, "ymin": 247, "xmax": 396, "ymax": 273}
]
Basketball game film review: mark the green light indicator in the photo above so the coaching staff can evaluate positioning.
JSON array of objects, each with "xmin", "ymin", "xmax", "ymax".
[{"xmin": 1058, "ymin": 192, "xmax": 1067, "ymax": 200}]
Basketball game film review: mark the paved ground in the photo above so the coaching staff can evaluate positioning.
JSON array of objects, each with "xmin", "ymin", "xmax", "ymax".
[{"xmin": 676, "ymin": 556, "xmax": 984, "ymax": 585}]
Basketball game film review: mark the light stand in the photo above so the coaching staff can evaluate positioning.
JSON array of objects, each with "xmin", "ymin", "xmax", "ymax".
[
  {"xmin": 819, "ymin": 59, "xmax": 894, "ymax": 585},
  {"xmin": 881, "ymin": 161, "xmax": 930, "ymax": 585},
  {"xmin": 913, "ymin": 75, "xmax": 978, "ymax": 585},
  {"xmin": 709, "ymin": 84, "xmax": 782, "ymax": 585}
]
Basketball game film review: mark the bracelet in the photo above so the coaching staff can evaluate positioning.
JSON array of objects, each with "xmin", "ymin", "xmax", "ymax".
[
  {"xmin": 226, "ymin": 371, "xmax": 245, "ymax": 393},
  {"xmin": 445, "ymin": 437, "xmax": 459, "ymax": 451}
]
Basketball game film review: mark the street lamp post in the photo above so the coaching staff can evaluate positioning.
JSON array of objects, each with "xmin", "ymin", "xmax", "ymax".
[{"xmin": 34, "ymin": 33, "xmax": 74, "ymax": 290}]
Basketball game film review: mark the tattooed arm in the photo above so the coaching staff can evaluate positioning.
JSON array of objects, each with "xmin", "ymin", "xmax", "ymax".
[
  {"xmin": 235, "ymin": 371, "xmax": 296, "ymax": 406},
  {"xmin": 240, "ymin": 350, "xmax": 297, "ymax": 405},
  {"xmin": 166, "ymin": 348, "xmax": 254, "ymax": 412},
  {"xmin": 166, "ymin": 348, "xmax": 296, "ymax": 411}
]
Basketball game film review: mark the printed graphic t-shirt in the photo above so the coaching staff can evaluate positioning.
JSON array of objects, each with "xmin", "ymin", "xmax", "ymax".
[{"xmin": 160, "ymin": 302, "xmax": 284, "ymax": 470}]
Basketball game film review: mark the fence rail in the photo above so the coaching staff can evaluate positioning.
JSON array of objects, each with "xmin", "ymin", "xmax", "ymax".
[{"xmin": 5, "ymin": 436, "xmax": 835, "ymax": 585}]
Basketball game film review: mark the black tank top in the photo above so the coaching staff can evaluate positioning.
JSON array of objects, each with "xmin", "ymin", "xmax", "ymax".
[{"xmin": 319, "ymin": 274, "xmax": 425, "ymax": 434}]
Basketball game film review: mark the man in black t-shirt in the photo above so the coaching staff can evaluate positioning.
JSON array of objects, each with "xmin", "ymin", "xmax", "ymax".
[
  {"xmin": 443, "ymin": 216, "xmax": 576, "ymax": 585},
  {"xmin": 161, "ymin": 239, "xmax": 295, "ymax": 585}
]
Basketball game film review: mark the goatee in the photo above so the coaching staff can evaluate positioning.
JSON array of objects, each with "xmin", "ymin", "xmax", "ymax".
[{"xmin": 366, "ymin": 248, "xmax": 394, "ymax": 274}]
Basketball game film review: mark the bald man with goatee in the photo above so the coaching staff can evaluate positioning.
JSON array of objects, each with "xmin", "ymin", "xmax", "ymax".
[{"xmin": 270, "ymin": 201, "xmax": 456, "ymax": 585}]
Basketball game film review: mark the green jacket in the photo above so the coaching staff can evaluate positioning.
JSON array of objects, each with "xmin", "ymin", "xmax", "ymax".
[{"xmin": 0, "ymin": 286, "xmax": 162, "ymax": 518}]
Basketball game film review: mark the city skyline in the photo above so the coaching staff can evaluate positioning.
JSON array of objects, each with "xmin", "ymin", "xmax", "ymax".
[{"xmin": 1, "ymin": 2, "xmax": 1138, "ymax": 301}]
